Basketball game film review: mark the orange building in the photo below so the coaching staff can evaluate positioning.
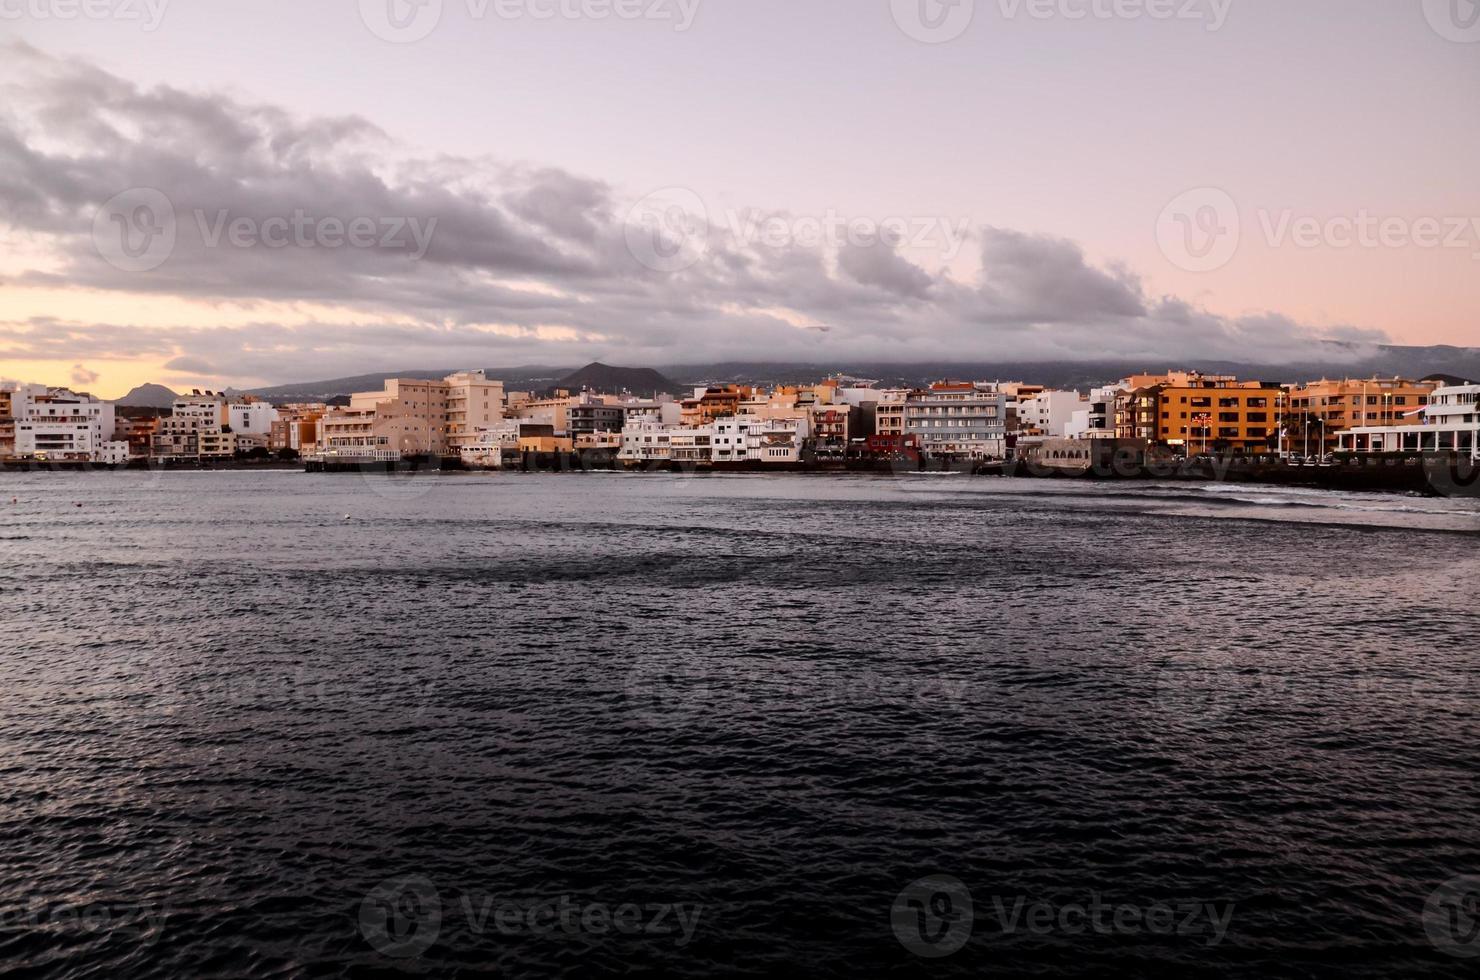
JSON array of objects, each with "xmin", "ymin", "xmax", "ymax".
[
  {"xmin": 1286, "ymin": 377, "xmax": 1436, "ymax": 453},
  {"xmin": 1118, "ymin": 372, "xmax": 1283, "ymax": 454},
  {"xmin": 680, "ymin": 386, "xmax": 751, "ymax": 425},
  {"xmin": 0, "ymin": 388, "xmax": 12, "ymax": 457}
]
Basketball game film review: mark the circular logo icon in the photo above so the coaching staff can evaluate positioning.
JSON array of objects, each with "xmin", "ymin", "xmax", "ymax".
[
  {"xmin": 1425, "ymin": 874, "xmax": 1480, "ymax": 958},
  {"xmin": 1425, "ymin": 454, "xmax": 1480, "ymax": 499},
  {"xmin": 1156, "ymin": 187, "xmax": 1240, "ymax": 273},
  {"xmin": 891, "ymin": 0, "xmax": 976, "ymax": 44},
  {"xmin": 359, "ymin": 875, "xmax": 442, "ymax": 958},
  {"xmin": 623, "ymin": 187, "xmax": 709, "ymax": 274},
  {"xmin": 1424, "ymin": 0, "xmax": 1480, "ymax": 42},
  {"xmin": 360, "ymin": 0, "xmax": 444, "ymax": 43},
  {"xmin": 891, "ymin": 874, "xmax": 973, "ymax": 958},
  {"xmin": 93, "ymin": 188, "xmax": 176, "ymax": 273}
]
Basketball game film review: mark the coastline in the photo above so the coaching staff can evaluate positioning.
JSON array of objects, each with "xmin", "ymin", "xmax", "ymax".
[{"xmin": 7, "ymin": 452, "xmax": 1478, "ymax": 498}]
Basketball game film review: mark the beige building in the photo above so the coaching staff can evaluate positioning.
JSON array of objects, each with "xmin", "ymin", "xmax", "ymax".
[
  {"xmin": 445, "ymin": 370, "xmax": 506, "ymax": 451},
  {"xmin": 316, "ymin": 378, "xmax": 451, "ymax": 462},
  {"xmin": 153, "ymin": 391, "xmax": 232, "ymax": 462}
]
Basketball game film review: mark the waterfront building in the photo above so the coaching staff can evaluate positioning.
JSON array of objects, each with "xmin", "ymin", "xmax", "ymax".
[
  {"xmin": 1286, "ymin": 377, "xmax": 1437, "ymax": 454},
  {"xmin": 618, "ymin": 399, "xmax": 682, "ymax": 425},
  {"xmin": 153, "ymin": 391, "xmax": 231, "ymax": 462},
  {"xmin": 1117, "ymin": 372, "xmax": 1283, "ymax": 455},
  {"xmin": 1065, "ymin": 384, "xmax": 1125, "ymax": 440},
  {"xmin": 228, "ymin": 396, "xmax": 280, "ymax": 439},
  {"xmin": 11, "ymin": 385, "xmax": 130, "ymax": 463},
  {"xmin": 680, "ymin": 386, "xmax": 748, "ymax": 425},
  {"xmin": 808, "ymin": 405, "xmax": 854, "ymax": 460},
  {"xmin": 873, "ymin": 390, "xmax": 908, "ymax": 438},
  {"xmin": 114, "ymin": 414, "xmax": 161, "ymax": 458},
  {"xmin": 1336, "ymin": 383, "xmax": 1480, "ymax": 458},
  {"xmin": 618, "ymin": 420, "xmax": 683, "ymax": 464},
  {"xmin": 0, "ymin": 387, "xmax": 14, "ymax": 457},
  {"xmin": 668, "ymin": 425, "xmax": 715, "ymax": 464},
  {"xmin": 711, "ymin": 415, "xmax": 810, "ymax": 464},
  {"xmin": 270, "ymin": 404, "xmax": 328, "ymax": 454},
  {"xmin": 568, "ymin": 393, "xmax": 626, "ymax": 438},
  {"xmin": 903, "ymin": 383, "xmax": 1008, "ymax": 460},
  {"xmin": 516, "ymin": 423, "xmax": 574, "ymax": 455},
  {"xmin": 445, "ymin": 371, "xmax": 507, "ymax": 452},
  {"xmin": 315, "ymin": 378, "xmax": 450, "ymax": 462},
  {"xmin": 512, "ymin": 390, "xmax": 580, "ymax": 433},
  {"xmin": 1017, "ymin": 390, "xmax": 1085, "ymax": 438}
]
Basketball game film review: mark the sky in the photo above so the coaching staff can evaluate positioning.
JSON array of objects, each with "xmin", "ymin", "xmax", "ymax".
[{"xmin": 0, "ymin": 0, "xmax": 1477, "ymax": 399}]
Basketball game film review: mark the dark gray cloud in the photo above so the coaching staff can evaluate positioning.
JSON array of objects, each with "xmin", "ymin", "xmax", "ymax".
[{"xmin": 0, "ymin": 44, "xmax": 1389, "ymax": 384}]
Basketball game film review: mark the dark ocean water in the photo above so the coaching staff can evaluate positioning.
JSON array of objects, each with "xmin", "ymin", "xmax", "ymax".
[{"xmin": 2, "ymin": 470, "xmax": 1479, "ymax": 978}]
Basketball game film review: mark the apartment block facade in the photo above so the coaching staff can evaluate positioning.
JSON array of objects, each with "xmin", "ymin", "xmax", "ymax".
[{"xmin": 903, "ymin": 383, "xmax": 1008, "ymax": 460}]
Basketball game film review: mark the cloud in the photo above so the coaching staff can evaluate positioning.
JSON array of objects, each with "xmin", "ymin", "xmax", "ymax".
[
  {"xmin": 70, "ymin": 363, "xmax": 99, "ymax": 385},
  {"xmin": 0, "ymin": 43, "xmax": 1393, "ymax": 386}
]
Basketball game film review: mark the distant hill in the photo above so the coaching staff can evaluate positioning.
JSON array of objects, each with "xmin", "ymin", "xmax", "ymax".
[
  {"xmin": 241, "ymin": 343, "xmax": 1480, "ymax": 402},
  {"xmin": 557, "ymin": 362, "xmax": 678, "ymax": 395},
  {"xmin": 246, "ymin": 367, "xmax": 572, "ymax": 403},
  {"xmin": 115, "ymin": 383, "xmax": 178, "ymax": 408}
]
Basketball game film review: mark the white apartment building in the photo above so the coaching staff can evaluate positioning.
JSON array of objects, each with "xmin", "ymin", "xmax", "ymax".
[
  {"xmin": 618, "ymin": 420, "xmax": 683, "ymax": 463},
  {"xmin": 1337, "ymin": 384, "xmax": 1480, "ymax": 459},
  {"xmin": 228, "ymin": 398, "xmax": 280, "ymax": 438},
  {"xmin": 669, "ymin": 426, "xmax": 715, "ymax": 464},
  {"xmin": 1065, "ymin": 384, "xmax": 1126, "ymax": 441},
  {"xmin": 904, "ymin": 383, "xmax": 1008, "ymax": 459},
  {"xmin": 712, "ymin": 415, "xmax": 811, "ymax": 464},
  {"xmin": 10, "ymin": 385, "xmax": 129, "ymax": 463},
  {"xmin": 619, "ymin": 399, "xmax": 682, "ymax": 425},
  {"xmin": 1017, "ymin": 390, "xmax": 1086, "ymax": 438},
  {"xmin": 459, "ymin": 420, "xmax": 521, "ymax": 469}
]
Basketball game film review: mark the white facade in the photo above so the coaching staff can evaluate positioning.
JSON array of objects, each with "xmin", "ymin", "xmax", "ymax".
[
  {"xmin": 1065, "ymin": 384, "xmax": 1125, "ymax": 441},
  {"xmin": 460, "ymin": 420, "xmax": 520, "ymax": 469},
  {"xmin": 1337, "ymin": 384, "xmax": 1480, "ymax": 459},
  {"xmin": 229, "ymin": 399, "xmax": 280, "ymax": 437},
  {"xmin": 712, "ymin": 414, "xmax": 809, "ymax": 464},
  {"xmin": 1017, "ymin": 390, "xmax": 1085, "ymax": 438},
  {"xmin": 904, "ymin": 384, "xmax": 1008, "ymax": 459},
  {"xmin": 618, "ymin": 421, "xmax": 682, "ymax": 463},
  {"xmin": 11, "ymin": 385, "xmax": 129, "ymax": 463}
]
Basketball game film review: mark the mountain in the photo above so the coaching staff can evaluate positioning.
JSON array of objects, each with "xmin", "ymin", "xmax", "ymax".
[
  {"xmin": 115, "ymin": 383, "xmax": 179, "ymax": 408},
  {"xmin": 557, "ymin": 362, "xmax": 678, "ymax": 395},
  {"xmin": 242, "ymin": 344, "xmax": 1480, "ymax": 402},
  {"xmin": 246, "ymin": 367, "xmax": 572, "ymax": 403}
]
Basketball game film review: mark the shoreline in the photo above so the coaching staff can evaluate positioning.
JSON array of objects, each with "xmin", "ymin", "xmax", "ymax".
[{"xmin": 5, "ymin": 453, "xmax": 1478, "ymax": 498}]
